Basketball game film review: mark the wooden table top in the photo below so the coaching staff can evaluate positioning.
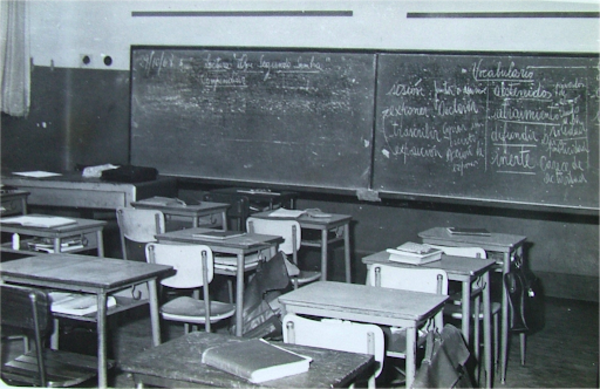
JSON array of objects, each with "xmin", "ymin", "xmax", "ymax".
[
  {"xmin": 362, "ymin": 251, "xmax": 496, "ymax": 280},
  {"xmin": 120, "ymin": 331, "xmax": 374, "ymax": 388},
  {"xmin": 0, "ymin": 254, "xmax": 173, "ymax": 291},
  {"xmin": 279, "ymin": 281, "xmax": 448, "ymax": 326},
  {"xmin": 419, "ymin": 227, "xmax": 527, "ymax": 251},
  {"xmin": 156, "ymin": 227, "xmax": 283, "ymax": 251}
]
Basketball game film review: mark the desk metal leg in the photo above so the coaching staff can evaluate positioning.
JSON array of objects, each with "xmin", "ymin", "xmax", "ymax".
[
  {"xmin": 97, "ymin": 230, "xmax": 104, "ymax": 257},
  {"xmin": 148, "ymin": 280, "xmax": 161, "ymax": 346},
  {"xmin": 406, "ymin": 327, "xmax": 417, "ymax": 389},
  {"xmin": 220, "ymin": 211, "xmax": 228, "ymax": 231},
  {"xmin": 235, "ymin": 254, "xmax": 245, "ymax": 336},
  {"xmin": 483, "ymin": 272, "xmax": 492, "ymax": 389},
  {"xmin": 96, "ymin": 293, "xmax": 108, "ymax": 389},
  {"xmin": 500, "ymin": 251, "xmax": 511, "ymax": 383},
  {"xmin": 343, "ymin": 224, "xmax": 351, "ymax": 283},
  {"xmin": 320, "ymin": 230, "xmax": 328, "ymax": 281},
  {"xmin": 461, "ymin": 280, "xmax": 471, "ymax": 344}
]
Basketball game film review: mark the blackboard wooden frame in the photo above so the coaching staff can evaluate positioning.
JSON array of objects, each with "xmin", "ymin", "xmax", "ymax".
[{"xmin": 129, "ymin": 46, "xmax": 599, "ymax": 214}]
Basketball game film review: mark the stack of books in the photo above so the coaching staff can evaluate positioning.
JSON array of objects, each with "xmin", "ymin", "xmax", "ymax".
[
  {"xmin": 27, "ymin": 237, "xmax": 86, "ymax": 253},
  {"xmin": 386, "ymin": 242, "xmax": 443, "ymax": 265}
]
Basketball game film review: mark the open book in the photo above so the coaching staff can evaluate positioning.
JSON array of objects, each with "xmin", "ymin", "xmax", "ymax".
[
  {"xmin": 0, "ymin": 215, "xmax": 77, "ymax": 228},
  {"xmin": 136, "ymin": 196, "xmax": 187, "ymax": 207},
  {"xmin": 268, "ymin": 208, "xmax": 306, "ymax": 218},
  {"xmin": 202, "ymin": 338, "xmax": 311, "ymax": 383}
]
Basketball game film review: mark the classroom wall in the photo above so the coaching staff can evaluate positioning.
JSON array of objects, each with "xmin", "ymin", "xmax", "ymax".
[{"xmin": 2, "ymin": 0, "xmax": 599, "ymax": 301}]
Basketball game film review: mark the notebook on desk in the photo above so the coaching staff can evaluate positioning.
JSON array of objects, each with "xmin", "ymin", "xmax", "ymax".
[{"xmin": 192, "ymin": 230, "xmax": 245, "ymax": 240}]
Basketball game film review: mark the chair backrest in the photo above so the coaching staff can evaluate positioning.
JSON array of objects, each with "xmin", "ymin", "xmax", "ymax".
[
  {"xmin": 282, "ymin": 313, "xmax": 385, "ymax": 378},
  {"xmin": 367, "ymin": 264, "xmax": 448, "ymax": 295},
  {"xmin": 246, "ymin": 217, "xmax": 301, "ymax": 255},
  {"xmin": 1, "ymin": 284, "xmax": 50, "ymax": 386},
  {"xmin": 145, "ymin": 243, "xmax": 214, "ymax": 289},
  {"xmin": 116, "ymin": 207, "xmax": 166, "ymax": 243},
  {"xmin": 427, "ymin": 244, "xmax": 487, "ymax": 259}
]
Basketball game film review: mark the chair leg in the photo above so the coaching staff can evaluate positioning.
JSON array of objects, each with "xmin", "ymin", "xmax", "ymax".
[
  {"xmin": 494, "ymin": 313, "xmax": 499, "ymax": 374},
  {"xmin": 519, "ymin": 332, "xmax": 526, "ymax": 366}
]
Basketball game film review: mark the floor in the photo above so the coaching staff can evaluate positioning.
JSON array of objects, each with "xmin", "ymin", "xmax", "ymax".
[{"xmin": 21, "ymin": 295, "xmax": 593, "ymax": 388}]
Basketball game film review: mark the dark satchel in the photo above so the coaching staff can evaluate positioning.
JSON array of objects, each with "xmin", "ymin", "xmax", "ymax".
[
  {"xmin": 504, "ymin": 257, "xmax": 544, "ymax": 333},
  {"xmin": 101, "ymin": 165, "xmax": 158, "ymax": 183},
  {"xmin": 230, "ymin": 251, "xmax": 292, "ymax": 339}
]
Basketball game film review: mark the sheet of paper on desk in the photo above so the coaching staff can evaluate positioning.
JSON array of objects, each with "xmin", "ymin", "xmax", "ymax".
[
  {"xmin": 268, "ymin": 208, "xmax": 306, "ymax": 218},
  {"xmin": 13, "ymin": 170, "xmax": 62, "ymax": 178},
  {"xmin": 0, "ymin": 215, "xmax": 77, "ymax": 228}
]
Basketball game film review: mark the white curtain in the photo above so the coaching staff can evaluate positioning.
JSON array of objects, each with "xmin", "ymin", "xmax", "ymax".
[{"xmin": 0, "ymin": 0, "xmax": 30, "ymax": 117}]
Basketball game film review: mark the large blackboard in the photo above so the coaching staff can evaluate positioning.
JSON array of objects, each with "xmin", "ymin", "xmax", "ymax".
[
  {"xmin": 373, "ymin": 53, "xmax": 599, "ymax": 211},
  {"xmin": 130, "ymin": 48, "xmax": 376, "ymax": 191},
  {"xmin": 130, "ymin": 48, "xmax": 599, "ymax": 212}
]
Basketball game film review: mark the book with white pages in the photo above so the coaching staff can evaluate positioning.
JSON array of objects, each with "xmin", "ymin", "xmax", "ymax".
[
  {"xmin": 268, "ymin": 208, "xmax": 306, "ymax": 218},
  {"xmin": 49, "ymin": 292, "xmax": 117, "ymax": 316},
  {"xmin": 386, "ymin": 242, "xmax": 443, "ymax": 265},
  {"xmin": 0, "ymin": 215, "xmax": 77, "ymax": 228}
]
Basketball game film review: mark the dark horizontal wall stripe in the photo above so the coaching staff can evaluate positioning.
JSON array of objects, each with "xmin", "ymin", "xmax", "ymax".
[
  {"xmin": 132, "ymin": 10, "xmax": 353, "ymax": 17},
  {"xmin": 407, "ymin": 11, "xmax": 600, "ymax": 18}
]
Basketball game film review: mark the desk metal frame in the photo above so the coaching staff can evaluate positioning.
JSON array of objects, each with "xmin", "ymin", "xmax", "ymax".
[
  {"xmin": 132, "ymin": 200, "xmax": 230, "ymax": 230},
  {"xmin": 362, "ymin": 251, "xmax": 495, "ymax": 388},
  {"xmin": 418, "ymin": 227, "xmax": 527, "ymax": 383},
  {"xmin": 0, "ymin": 214, "xmax": 106, "ymax": 257},
  {"xmin": 279, "ymin": 281, "xmax": 448, "ymax": 388},
  {"xmin": 251, "ymin": 211, "xmax": 353, "ymax": 283},
  {"xmin": 0, "ymin": 254, "xmax": 173, "ymax": 388},
  {"xmin": 156, "ymin": 228, "xmax": 283, "ymax": 337}
]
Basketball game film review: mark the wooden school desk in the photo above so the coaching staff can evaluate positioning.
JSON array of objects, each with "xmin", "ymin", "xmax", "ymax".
[
  {"xmin": 251, "ymin": 210, "xmax": 353, "ymax": 283},
  {"xmin": 278, "ymin": 281, "xmax": 448, "ymax": 388},
  {"xmin": 0, "ymin": 254, "xmax": 174, "ymax": 389},
  {"xmin": 121, "ymin": 331, "xmax": 375, "ymax": 388},
  {"xmin": 0, "ymin": 214, "xmax": 106, "ymax": 257},
  {"xmin": 0, "ymin": 188, "xmax": 29, "ymax": 216},
  {"xmin": 155, "ymin": 227, "xmax": 284, "ymax": 337},
  {"xmin": 132, "ymin": 199, "xmax": 230, "ymax": 230},
  {"xmin": 1, "ymin": 172, "xmax": 177, "ymax": 210},
  {"xmin": 362, "ymin": 251, "xmax": 495, "ymax": 388},
  {"xmin": 418, "ymin": 227, "xmax": 527, "ymax": 383}
]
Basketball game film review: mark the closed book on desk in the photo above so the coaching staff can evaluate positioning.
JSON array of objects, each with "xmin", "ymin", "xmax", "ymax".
[
  {"xmin": 192, "ymin": 230, "xmax": 245, "ymax": 240},
  {"xmin": 201, "ymin": 338, "xmax": 311, "ymax": 383},
  {"xmin": 386, "ymin": 242, "xmax": 443, "ymax": 265}
]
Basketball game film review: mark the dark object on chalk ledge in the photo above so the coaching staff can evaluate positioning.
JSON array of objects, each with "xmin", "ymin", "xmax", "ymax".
[{"xmin": 101, "ymin": 165, "xmax": 158, "ymax": 183}]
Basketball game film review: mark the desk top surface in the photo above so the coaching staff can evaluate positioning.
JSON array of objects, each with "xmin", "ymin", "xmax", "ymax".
[
  {"xmin": 251, "ymin": 210, "xmax": 352, "ymax": 226},
  {"xmin": 156, "ymin": 227, "xmax": 284, "ymax": 250},
  {"xmin": 419, "ymin": 227, "xmax": 527, "ymax": 250},
  {"xmin": 0, "ymin": 214, "xmax": 106, "ymax": 235},
  {"xmin": 279, "ymin": 281, "xmax": 448, "ymax": 325},
  {"xmin": 121, "ymin": 331, "xmax": 373, "ymax": 388},
  {"xmin": 362, "ymin": 251, "xmax": 496, "ymax": 279},
  {"xmin": 0, "ymin": 254, "xmax": 173, "ymax": 290},
  {"xmin": 132, "ymin": 200, "xmax": 230, "ymax": 213}
]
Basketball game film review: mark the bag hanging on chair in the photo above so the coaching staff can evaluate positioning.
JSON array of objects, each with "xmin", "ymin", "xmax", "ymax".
[{"xmin": 504, "ymin": 255, "xmax": 544, "ymax": 333}]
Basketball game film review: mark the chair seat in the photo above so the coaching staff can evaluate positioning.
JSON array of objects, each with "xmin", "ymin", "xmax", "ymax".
[
  {"xmin": 2, "ymin": 348, "xmax": 110, "ymax": 388},
  {"xmin": 161, "ymin": 296, "xmax": 236, "ymax": 323},
  {"xmin": 295, "ymin": 270, "xmax": 322, "ymax": 285}
]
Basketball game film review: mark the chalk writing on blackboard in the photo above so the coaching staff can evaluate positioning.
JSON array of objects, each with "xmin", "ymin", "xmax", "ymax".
[{"xmin": 373, "ymin": 54, "xmax": 599, "ymax": 210}]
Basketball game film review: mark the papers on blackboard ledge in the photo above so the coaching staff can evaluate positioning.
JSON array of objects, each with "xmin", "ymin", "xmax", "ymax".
[
  {"xmin": 386, "ymin": 242, "xmax": 443, "ymax": 265},
  {"xmin": 202, "ymin": 338, "xmax": 311, "ymax": 383},
  {"xmin": 13, "ymin": 171, "xmax": 62, "ymax": 178}
]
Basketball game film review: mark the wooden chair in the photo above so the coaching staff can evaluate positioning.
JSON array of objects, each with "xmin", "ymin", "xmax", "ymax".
[
  {"xmin": 246, "ymin": 217, "xmax": 321, "ymax": 289},
  {"xmin": 145, "ymin": 242, "xmax": 236, "ymax": 334},
  {"xmin": 367, "ymin": 264, "xmax": 448, "ymax": 381},
  {"xmin": 1, "ymin": 284, "xmax": 110, "ymax": 387},
  {"xmin": 282, "ymin": 313, "xmax": 385, "ymax": 389},
  {"xmin": 428, "ymin": 244, "xmax": 502, "ymax": 377}
]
